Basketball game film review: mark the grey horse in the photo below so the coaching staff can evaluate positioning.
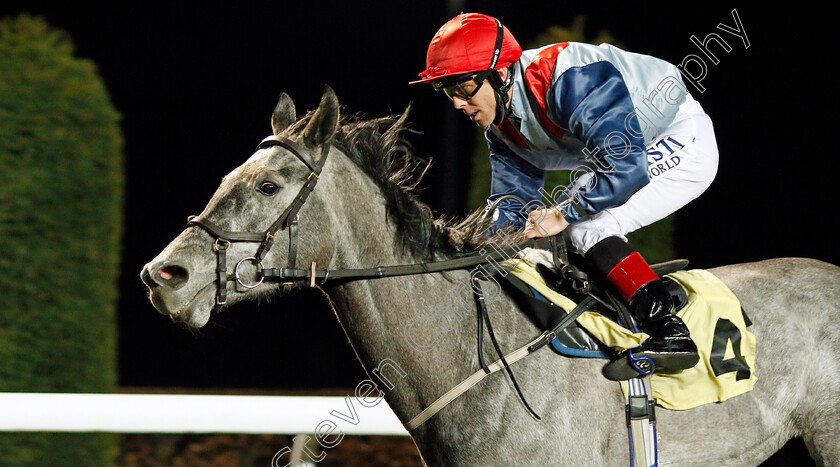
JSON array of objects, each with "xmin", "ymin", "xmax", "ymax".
[{"xmin": 141, "ymin": 86, "xmax": 840, "ymax": 466}]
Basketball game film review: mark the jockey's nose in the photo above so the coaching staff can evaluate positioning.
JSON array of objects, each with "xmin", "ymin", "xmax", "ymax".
[{"xmin": 452, "ymin": 97, "xmax": 468, "ymax": 110}]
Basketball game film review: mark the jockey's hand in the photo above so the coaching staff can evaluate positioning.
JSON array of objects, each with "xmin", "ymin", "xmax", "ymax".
[{"xmin": 524, "ymin": 208, "xmax": 569, "ymax": 239}]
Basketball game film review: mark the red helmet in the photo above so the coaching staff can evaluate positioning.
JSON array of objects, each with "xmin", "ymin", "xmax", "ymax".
[{"xmin": 411, "ymin": 13, "xmax": 522, "ymax": 85}]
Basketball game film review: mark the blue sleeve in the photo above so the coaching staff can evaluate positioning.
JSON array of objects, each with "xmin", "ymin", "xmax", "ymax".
[
  {"xmin": 485, "ymin": 130, "xmax": 545, "ymax": 232},
  {"xmin": 548, "ymin": 61, "xmax": 650, "ymax": 223}
]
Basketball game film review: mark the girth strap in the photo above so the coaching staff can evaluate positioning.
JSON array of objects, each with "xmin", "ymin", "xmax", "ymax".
[
  {"xmin": 404, "ymin": 332, "xmax": 547, "ymax": 431},
  {"xmin": 404, "ymin": 280, "xmax": 600, "ymax": 431}
]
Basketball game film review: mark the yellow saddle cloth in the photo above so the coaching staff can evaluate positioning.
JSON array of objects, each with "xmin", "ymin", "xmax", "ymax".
[{"xmin": 507, "ymin": 260, "xmax": 757, "ymax": 410}]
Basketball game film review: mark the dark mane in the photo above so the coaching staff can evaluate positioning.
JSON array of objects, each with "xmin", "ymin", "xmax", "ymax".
[{"xmin": 285, "ymin": 107, "xmax": 502, "ymax": 260}]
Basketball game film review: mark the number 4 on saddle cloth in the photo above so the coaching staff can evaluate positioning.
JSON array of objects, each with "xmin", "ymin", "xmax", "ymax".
[{"xmin": 498, "ymin": 249, "xmax": 758, "ymax": 411}]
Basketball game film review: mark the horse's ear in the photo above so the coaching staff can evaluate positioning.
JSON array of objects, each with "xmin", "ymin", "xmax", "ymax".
[
  {"xmin": 302, "ymin": 85, "xmax": 339, "ymax": 148},
  {"xmin": 271, "ymin": 93, "xmax": 296, "ymax": 135}
]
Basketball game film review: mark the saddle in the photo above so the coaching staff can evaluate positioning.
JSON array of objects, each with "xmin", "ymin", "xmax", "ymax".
[
  {"xmin": 497, "ymin": 236, "xmax": 689, "ymax": 361},
  {"xmin": 491, "ymin": 235, "xmax": 757, "ymax": 410},
  {"xmin": 502, "ymin": 263, "xmax": 689, "ymax": 357}
]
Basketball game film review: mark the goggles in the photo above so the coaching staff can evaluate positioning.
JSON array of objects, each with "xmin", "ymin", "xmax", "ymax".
[{"xmin": 433, "ymin": 72, "xmax": 491, "ymax": 101}]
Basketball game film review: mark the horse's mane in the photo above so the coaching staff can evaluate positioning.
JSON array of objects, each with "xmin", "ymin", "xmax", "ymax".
[{"xmin": 286, "ymin": 107, "xmax": 513, "ymax": 260}]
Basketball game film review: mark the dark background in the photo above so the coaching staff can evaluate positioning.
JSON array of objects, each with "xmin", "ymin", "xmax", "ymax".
[{"xmin": 3, "ymin": 0, "xmax": 834, "ymax": 404}]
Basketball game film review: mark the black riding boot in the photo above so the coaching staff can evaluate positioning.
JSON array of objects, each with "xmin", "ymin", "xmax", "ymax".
[{"xmin": 586, "ymin": 237, "xmax": 699, "ymax": 381}]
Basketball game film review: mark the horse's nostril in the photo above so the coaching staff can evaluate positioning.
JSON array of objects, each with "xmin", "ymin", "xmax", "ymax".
[
  {"xmin": 159, "ymin": 267, "xmax": 177, "ymax": 281},
  {"xmin": 158, "ymin": 265, "xmax": 189, "ymax": 288}
]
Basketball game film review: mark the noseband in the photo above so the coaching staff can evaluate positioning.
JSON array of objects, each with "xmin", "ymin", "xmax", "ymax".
[{"xmin": 188, "ymin": 135, "xmax": 329, "ymax": 308}]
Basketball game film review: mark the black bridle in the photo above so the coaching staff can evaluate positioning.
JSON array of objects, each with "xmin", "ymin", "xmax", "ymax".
[
  {"xmin": 188, "ymin": 134, "xmax": 534, "ymax": 311},
  {"xmin": 188, "ymin": 134, "xmax": 328, "ymax": 307}
]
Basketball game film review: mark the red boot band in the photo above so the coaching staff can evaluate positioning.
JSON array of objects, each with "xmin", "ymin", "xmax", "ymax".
[{"xmin": 605, "ymin": 252, "xmax": 659, "ymax": 302}]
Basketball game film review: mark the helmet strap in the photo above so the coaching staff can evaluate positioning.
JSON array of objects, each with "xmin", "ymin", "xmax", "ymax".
[{"xmin": 490, "ymin": 65, "xmax": 515, "ymax": 126}]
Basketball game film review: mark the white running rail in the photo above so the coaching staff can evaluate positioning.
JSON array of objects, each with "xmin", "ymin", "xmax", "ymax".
[{"xmin": 0, "ymin": 393, "xmax": 408, "ymax": 435}]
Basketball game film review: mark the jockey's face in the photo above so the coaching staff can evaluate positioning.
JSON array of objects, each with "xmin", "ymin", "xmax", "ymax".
[
  {"xmin": 451, "ymin": 80, "xmax": 495, "ymax": 127},
  {"xmin": 445, "ymin": 68, "xmax": 508, "ymax": 128}
]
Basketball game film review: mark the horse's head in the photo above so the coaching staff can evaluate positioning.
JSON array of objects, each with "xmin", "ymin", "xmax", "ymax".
[{"xmin": 141, "ymin": 86, "xmax": 340, "ymax": 327}]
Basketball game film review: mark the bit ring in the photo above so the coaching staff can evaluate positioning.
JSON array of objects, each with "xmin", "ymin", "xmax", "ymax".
[{"xmin": 234, "ymin": 256, "xmax": 264, "ymax": 289}]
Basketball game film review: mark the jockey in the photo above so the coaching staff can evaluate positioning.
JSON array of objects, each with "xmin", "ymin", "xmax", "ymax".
[{"xmin": 411, "ymin": 13, "xmax": 719, "ymax": 379}]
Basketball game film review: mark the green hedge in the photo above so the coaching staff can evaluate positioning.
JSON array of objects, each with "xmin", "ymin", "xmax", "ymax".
[{"xmin": 0, "ymin": 14, "xmax": 123, "ymax": 466}]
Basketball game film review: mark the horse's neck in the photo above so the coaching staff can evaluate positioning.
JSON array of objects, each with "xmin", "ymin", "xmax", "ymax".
[
  {"xmin": 317, "ymin": 156, "xmax": 573, "ymax": 427},
  {"xmin": 316, "ymin": 158, "xmax": 483, "ymax": 422}
]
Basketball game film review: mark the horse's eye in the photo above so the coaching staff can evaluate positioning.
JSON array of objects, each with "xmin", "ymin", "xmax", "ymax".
[{"xmin": 257, "ymin": 181, "xmax": 279, "ymax": 196}]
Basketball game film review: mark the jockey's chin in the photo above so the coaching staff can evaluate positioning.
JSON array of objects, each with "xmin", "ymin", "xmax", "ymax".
[
  {"xmin": 472, "ymin": 109, "xmax": 496, "ymax": 128},
  {"xmin": 460, "ymin": 103, "xmax": 495, "ymax": 127}
]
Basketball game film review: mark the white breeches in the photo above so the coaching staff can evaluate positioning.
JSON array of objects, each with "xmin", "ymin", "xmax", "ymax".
[{"xmin": 567, "ymin": 94, "xmax": 719, "ymax": 254}]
